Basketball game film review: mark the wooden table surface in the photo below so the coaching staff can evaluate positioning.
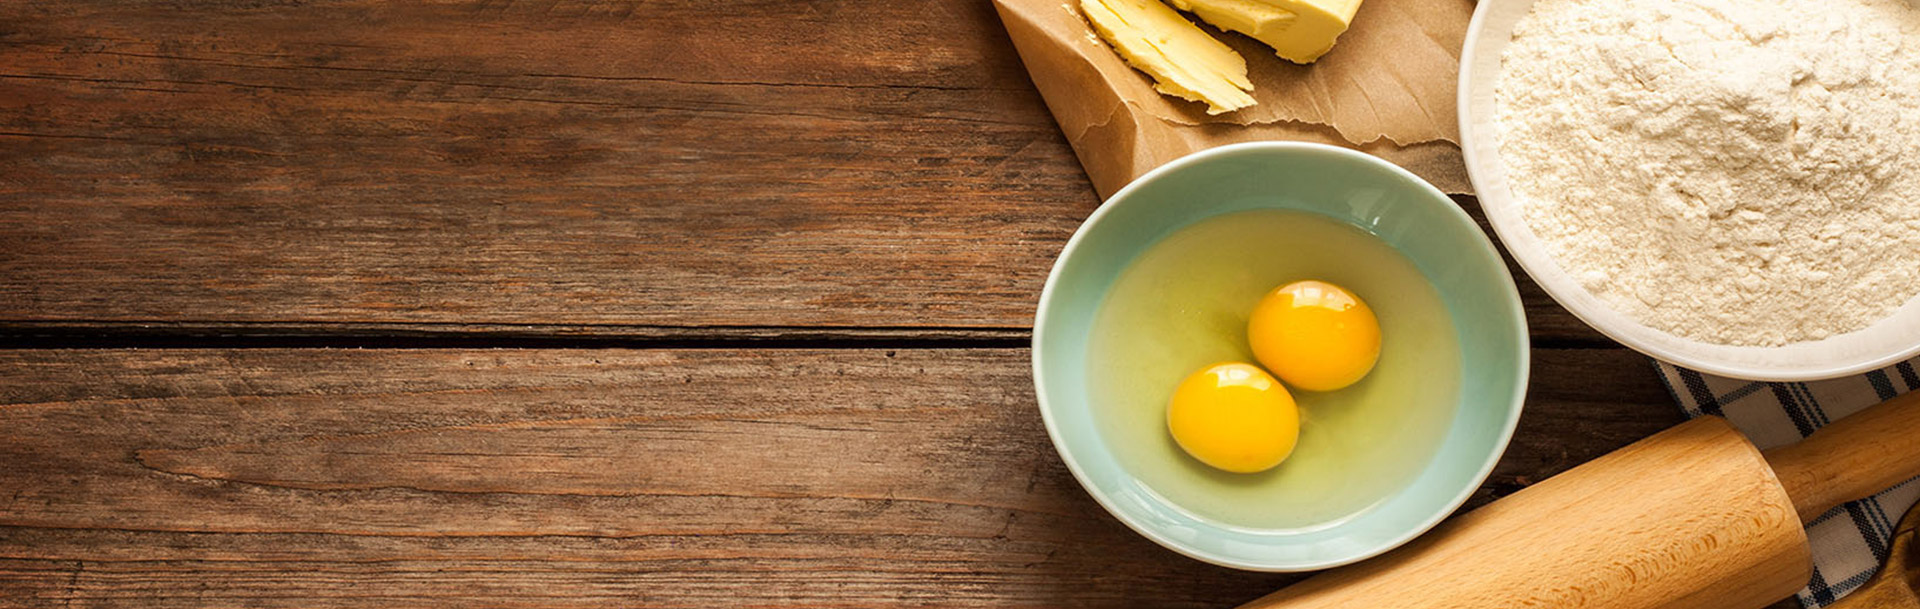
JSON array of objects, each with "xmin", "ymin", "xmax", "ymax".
[{"xmin": 0, "ymin": 1, "xmax": 1753, "ymax": 607}]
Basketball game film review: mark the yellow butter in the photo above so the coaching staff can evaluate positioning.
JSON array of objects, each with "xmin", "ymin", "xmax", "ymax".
[
  {"xmin": 1081, "ymin": 0, "xmax": 1256, "ymax": 115},
  {"xmin": 1169, "ymin": 0, "xmax": 1363, "ymax": 64}
]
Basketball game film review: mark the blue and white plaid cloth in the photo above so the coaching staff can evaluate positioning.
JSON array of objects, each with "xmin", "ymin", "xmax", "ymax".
[{"xmin": 1656, "ymin": 357, "xmax": 1920, "ymax": 608}]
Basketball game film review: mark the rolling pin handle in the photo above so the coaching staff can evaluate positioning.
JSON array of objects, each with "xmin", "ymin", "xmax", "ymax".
[{"xmin": 1763, "ymin": 389, "xmax": 1920, "ymax": 524}]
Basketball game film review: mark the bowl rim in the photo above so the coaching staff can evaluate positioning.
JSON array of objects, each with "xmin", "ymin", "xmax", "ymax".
[
  {"xmin": 1457, "ymin": 0, "xmax": 1920, "ymax": 381},
  {"xmin": 1031, "ymin": 141, "xmax": 1531, "ymax": 571}
]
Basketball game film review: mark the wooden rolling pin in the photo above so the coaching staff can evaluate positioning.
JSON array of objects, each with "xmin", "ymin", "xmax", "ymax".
[{"xmin": 1239, "ymin": 389, "xmax": 1920, "ymax": 609}]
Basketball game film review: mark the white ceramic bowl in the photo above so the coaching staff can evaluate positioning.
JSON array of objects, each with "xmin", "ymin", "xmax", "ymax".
[{"xmin": 1458, "ymin": 0, "xmax": 1920, "ymax": 381}]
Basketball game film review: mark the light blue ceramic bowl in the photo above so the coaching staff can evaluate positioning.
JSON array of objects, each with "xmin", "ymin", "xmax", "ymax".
[{"xmin": 1032, "ymin": 142, "xmax": 1528, "ymax": 571}]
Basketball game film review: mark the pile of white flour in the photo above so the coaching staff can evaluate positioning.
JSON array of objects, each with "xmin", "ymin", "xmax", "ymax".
[{"xmin": 1496, "ymin": 0, "xmax": 1920, "ymax": 346}]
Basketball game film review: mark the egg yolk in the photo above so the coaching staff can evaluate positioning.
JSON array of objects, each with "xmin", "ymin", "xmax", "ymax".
[
  {"xmin": 1247, "ymin": 280, "xmax": 1381, "ymax": 392},
  {"xmin": 1167, "ymin": 362, "xmax": 1301, "ymax": 474}
]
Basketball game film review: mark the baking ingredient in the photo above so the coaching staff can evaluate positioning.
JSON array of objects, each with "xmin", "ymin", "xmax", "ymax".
[
  {"xmin": 1167, "ymin": 362, "xmax": 1301, "ymax": 473},
  {"xmin": 1496, "ymin": 0, "xmax": 1920, "ymax": 346},
  {"xmin": 1249, "ymin": 280, "xmax": 1381, "ymax": 391},
  {"xmin": 1086, "ymin": 209, "xmax": 1459, "ymax": 529},
  {"xmin": 1079, "ymin": 0, "xmax": 1257, "ymax": 114},
  {"xmin": 1169, "ymin": 0, "xmax": 1363, "ymax": 64}
]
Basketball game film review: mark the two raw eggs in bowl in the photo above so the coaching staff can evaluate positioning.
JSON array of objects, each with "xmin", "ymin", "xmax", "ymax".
[
  {"xmin": 1033, "ymin": 142, "xmax": 1528, "ymax": 571},
  {"xmin": 1168, "ymin": 279, "xmax": 1382, "ymax": 475}
]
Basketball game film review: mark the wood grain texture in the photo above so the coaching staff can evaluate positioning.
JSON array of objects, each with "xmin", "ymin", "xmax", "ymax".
[
  {"xmin": 0, "ymin": 0, "xmax": 1606, "ymax": 342},
  {"xmin": 0, "ymin": 347, "xmax": 1671, "ymax": 607},
  {"xmin": 0, "ymin": 0, "xmax": 1089, "ymax": 332},
  {"xmin": 1239, "ymin": 417, "xmax": 1810, "ymax": 609},
  {"xmin": 0, "ymin": 2, "xmax": 1712, "ymax": 607},
  {"xmin": 1765, "ymin": 389, "xmax": 1920, "ymax": 524}
]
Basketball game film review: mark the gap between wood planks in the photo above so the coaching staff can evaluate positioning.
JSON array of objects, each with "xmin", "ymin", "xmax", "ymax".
[{"xmin": 0, "ymin": 321, "xmax": 1623, "ymax": 350}]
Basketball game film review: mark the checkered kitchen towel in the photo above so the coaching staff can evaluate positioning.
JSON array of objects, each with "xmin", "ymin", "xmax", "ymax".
[{"xmin": 1656, "ymin": 357, "xmax": 1920, "ymax": 608}]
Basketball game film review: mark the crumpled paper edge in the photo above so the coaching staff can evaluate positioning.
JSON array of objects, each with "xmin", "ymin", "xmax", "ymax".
[{"xmin": 995, "ymin": 0, "xmax": 1473, "ymax": 198}]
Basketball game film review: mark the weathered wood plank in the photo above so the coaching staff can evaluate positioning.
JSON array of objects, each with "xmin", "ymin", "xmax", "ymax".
[
  {"xmin": 0, "ymin": 0, "xmax": 1606, "ymax": 343},
  {"xmin": 0, "ymin": 347, "xmax": 1675, "ymax": 606},
  {"xmin": 0, "ymin": 0, "xmax": 1091, "ymax": 332}
]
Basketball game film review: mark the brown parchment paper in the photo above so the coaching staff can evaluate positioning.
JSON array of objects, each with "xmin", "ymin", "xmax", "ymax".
[{"xmin": 993, "ymin": 0, "xmax": 1475, "ymax": 198}]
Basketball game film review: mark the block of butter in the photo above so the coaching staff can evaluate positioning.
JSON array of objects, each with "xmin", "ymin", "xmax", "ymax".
[
  {"xmin": 1080, "ymin": 0, "xmax": 1257, "ymax": 115},
  {"xmin": 1168, "ymin": 0, "xmax": 1363, "ymax": 64}
]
